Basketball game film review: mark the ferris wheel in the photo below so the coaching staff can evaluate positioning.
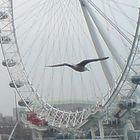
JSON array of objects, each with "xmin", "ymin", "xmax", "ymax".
[{"xmin": 0, "ymin": 0, "xmax": 140, "ymax": 132}]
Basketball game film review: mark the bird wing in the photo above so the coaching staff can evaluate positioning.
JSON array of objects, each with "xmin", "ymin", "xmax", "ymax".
[
  {"xmin": 78, "ymin": 57, "xmax": 109, "ymax": 66},
  {"xmin": 45, "ymin": 63, "xmax": 71, "ymax": 67}
]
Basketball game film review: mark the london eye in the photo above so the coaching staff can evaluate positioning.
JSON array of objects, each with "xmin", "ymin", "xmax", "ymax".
[{"xmin": 0, "ymin": 0, "xmax": 140, "ymax": 137}]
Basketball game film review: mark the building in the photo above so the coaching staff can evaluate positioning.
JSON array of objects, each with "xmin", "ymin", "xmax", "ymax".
[{"xmin": 0, "ymin": 113, "xmax": 3, "ymax": 123}]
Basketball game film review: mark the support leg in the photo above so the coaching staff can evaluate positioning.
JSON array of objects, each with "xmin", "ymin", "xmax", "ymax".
[
  {"xmin": 38, "ymin": 131, "xmax": 43, "ymax": 140},
  {"xmin": 90, "ymin": 127, "xmax": 96, "ymax": 140},
  {"xmin": 124, "ymin": 119, "xmax": 134, "ymax": 140},
  {"xmin": 98, "ymin": 120, "xmax": 104, "ymax": 140},
  {"xmin": 32, "ymin": 129, "xmax": 36, "ymax": 140}
]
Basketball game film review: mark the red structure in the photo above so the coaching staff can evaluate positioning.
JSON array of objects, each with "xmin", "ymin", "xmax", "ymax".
[{"xmin": 27, "ymin": 112, "xmax": 48, "ymax": 126}]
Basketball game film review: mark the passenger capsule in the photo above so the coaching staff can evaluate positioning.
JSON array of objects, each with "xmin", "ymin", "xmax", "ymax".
[
  {"xmin": 104, "ymin": 118, "xmax": 121, "ymax": 126},
  {"xmin": 0, "ymin": 11, "xmax": 8, "ymax": 20},
  {"xmin": 131, "ymin": 75, "xmax": 140, "ymax": 85},
  {"xmin": 2, "ymin": 59, "xmax": 16, "ymax": 67},
  {"xmin": 108, "ymin": 118, "xmax": 121, "ymax": 126},
  {"xmin": 9, "ymin": 80, "xmax": 24, "ymax": 88},
  {"xmin": 119, "ymin": 99, "xmax": 136, "ymax": 110},
  {"xmin": 0, "ymin": 36, "xmax": 11, "ymax": 44},
  {"xmin": 18, "ymin": 99, "xmax": 30, "ymax": 107}
]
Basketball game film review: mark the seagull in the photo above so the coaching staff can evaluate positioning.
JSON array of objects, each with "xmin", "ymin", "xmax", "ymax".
[{"xmin": 45, "ymin": 57, "xmax": 109, "ymax": 72}]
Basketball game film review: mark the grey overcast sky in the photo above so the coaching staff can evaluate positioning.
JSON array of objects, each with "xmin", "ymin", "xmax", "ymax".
[{"xmin": 0, "ymin": 0, "xmax": 139, "ymax": 116}]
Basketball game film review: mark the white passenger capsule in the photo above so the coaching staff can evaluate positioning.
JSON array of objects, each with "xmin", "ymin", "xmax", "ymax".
[
  {"xmin": 18, "ymin": 99, "xmax": 30, "ymax": 107},
  {"xmin": 9, "ymin": 80, "xmax": 24, "ymax": 88},
  {"xmin": 119, "ymin": 99, "xmax": 136, "ymax": 110},
  {"xmin": 2, "ymin": 59, "xmax": 16, "ymax": 67},
  {"xmin": 131, "ymin": 75, "xmax": 140, "ymax": 85},
  {"xmin": 0, "ymin": 36, "xmax": 11, "ymax": 44}
]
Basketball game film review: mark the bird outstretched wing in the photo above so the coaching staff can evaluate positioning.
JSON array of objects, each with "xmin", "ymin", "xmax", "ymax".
[
  {"xmin": 77, "ymin": 57, "xmax": 109, "ymax": 66},
  {"xmin": 45, "ymin": 63, "xmax": 71, "ymax": 67}
]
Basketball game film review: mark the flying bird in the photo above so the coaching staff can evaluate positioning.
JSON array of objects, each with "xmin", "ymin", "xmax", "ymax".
[{"xmin": 45, "ymin": 57, "xmax": 109, "ymax": 72}]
